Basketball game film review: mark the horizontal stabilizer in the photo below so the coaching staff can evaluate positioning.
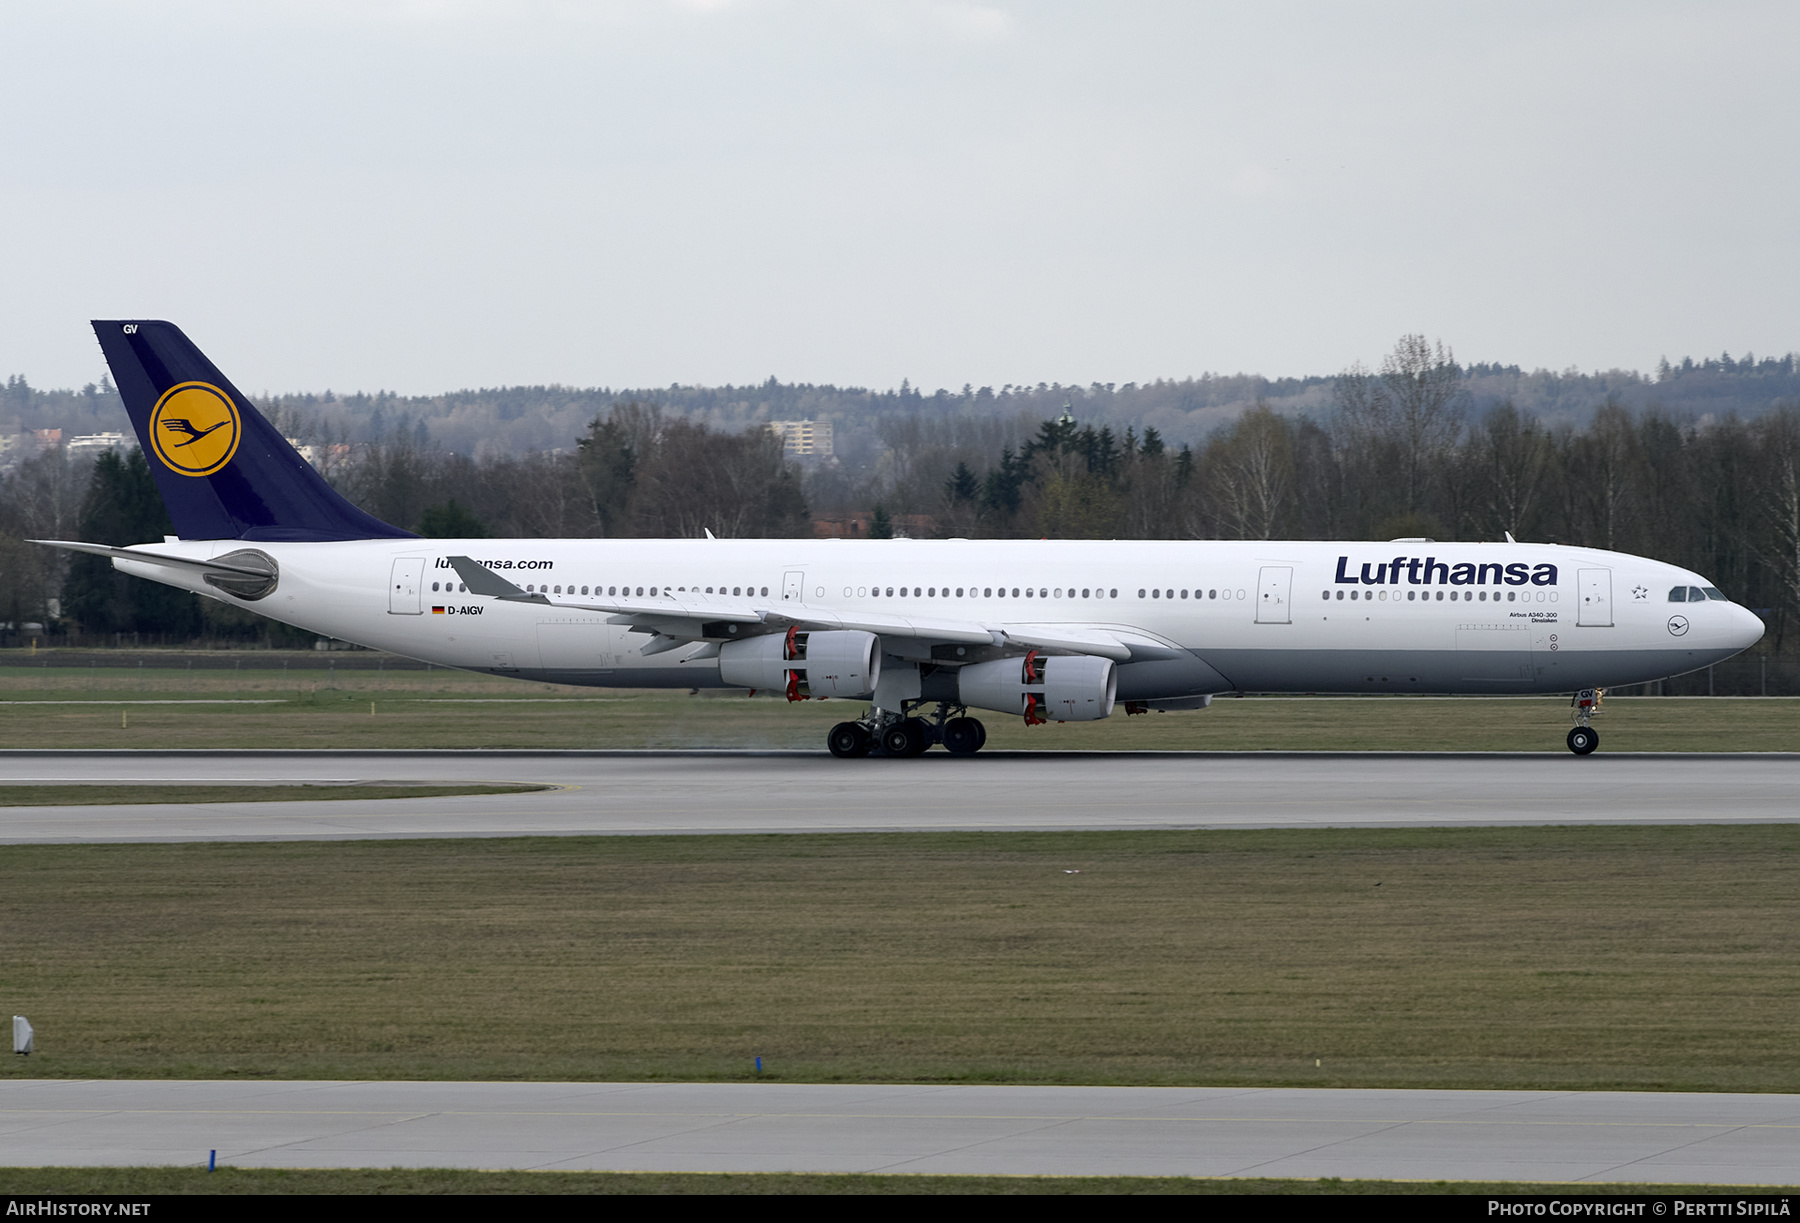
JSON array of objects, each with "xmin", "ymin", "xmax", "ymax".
[
  {"xmin": 33, "ymin": 539, "xmax": 281, "ymax": 601},
  {"xmin": 32, "ymin": 540, "xmax": 270, "ymax": 578}
]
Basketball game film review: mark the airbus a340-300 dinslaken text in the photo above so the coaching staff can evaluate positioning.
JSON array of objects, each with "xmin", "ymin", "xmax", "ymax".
[{"xmin": 37, "ymin": 322, "xmax": 1764, "ymax": 757}]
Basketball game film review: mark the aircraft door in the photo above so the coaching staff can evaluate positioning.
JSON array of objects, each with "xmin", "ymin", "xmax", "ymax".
[
  {"xmin": 388, "ymin": 557, "xmax": 424, "ymax": 615},
  {"xmin": 1255, "ymin": 566, "xmax": 1292, "ymax": 624},
  {"xmin": 783, "ymin": 571, "xmax": 804, "ymax": 602},
  {"xmin": 1577, "ymin": 568, "xmax": 1613, "ymax": 627}
]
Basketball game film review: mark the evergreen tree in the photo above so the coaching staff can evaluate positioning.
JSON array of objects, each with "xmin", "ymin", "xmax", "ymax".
[
  {"xmin": 943, "ymin": 461, "xmax": 980, "ymax": 504},
  {"xmin": 418, "ymin": 499, "xmax": 489, "ymax": 538},
  {"xmin": 63, "ymin": 449, "xmax": 199, "ymax": 637}
]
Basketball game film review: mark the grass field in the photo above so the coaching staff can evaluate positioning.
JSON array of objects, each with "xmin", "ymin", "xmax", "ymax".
[
  {"xmin": 3, "ymin": 827, "xmax": 1797, "ymax": 1091},
  {"xmin": 3, "ymin": 652, "xmax": 1799, "ymax": 751},
  {"xmin": 0, "ymin": 1169, "xmax": 1785, "ymax": 1195}
]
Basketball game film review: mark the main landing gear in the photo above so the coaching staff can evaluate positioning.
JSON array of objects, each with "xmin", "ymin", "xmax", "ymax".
[
  {"xmin": 826, "ymin": 706, "xmax": 987, "ymax": 758},
  {"xmin": 1566, "ymin": 688, "xmax": 1604, "ymax": 755}
]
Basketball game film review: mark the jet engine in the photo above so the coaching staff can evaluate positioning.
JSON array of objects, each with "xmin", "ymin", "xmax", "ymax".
[
  {"xmin": 718, "ymin": 629, "xmax": 881, "ymax": 700},
  {"xmin": 956, "ymin": 652, "xmax": 1117, "ymax": 723}
]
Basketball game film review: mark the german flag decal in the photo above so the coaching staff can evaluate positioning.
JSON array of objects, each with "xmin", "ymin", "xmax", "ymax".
[{"xmin": 432, "ymin": 606, "xmax": 446, "ymax": 614}]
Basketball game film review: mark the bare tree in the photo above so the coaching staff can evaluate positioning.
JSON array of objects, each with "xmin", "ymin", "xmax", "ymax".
[
  {"xmin": 1753, "ymin": 407, "xmax": 1800, "ymax": 638},
  {"xmin": 1472, "ymin": 401, "xmax": 1549, "ymax": 540},
  {"xmin": 629, "ymin": 420, "xmax": 808, "ymax": 539},
  {"xmin": 1333, "ymin": 335, "xmax": 1468, "ymax": 521},
  {"xmin": 1568, "ymin": 398, "xmax": 1639, "ymax": 550},
  {"xmin": 1196, "ymin": 403, "xmax": 1296, "ymax": 540}
]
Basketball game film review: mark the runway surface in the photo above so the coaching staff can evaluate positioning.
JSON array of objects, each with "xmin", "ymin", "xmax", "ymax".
[
  {"xmin": 3, "ymin": 1081, "xmax": 1795, "ymax": 1183},
  {"xmin": 1, "ymin": 750, "xmax": 1798, "ymax": 842}
]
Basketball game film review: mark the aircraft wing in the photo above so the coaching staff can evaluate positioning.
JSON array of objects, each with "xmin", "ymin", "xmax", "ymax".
[
  {"xmin": 770, "ymin": 608, "xmax": 997, "ymax": 647},
  {"xmin": 448, "ymin": 555, "xmax": 765, "ymax": 623},
  {"xmin": 448, "ymin": 556, "xmax": 1134, "ymax": 656},
  {"xmin": 985, "ymin": 624, "xmax": 1136, "ymax": 661}
]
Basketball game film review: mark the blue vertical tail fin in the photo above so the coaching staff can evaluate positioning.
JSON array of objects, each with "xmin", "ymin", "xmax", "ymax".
[{"xmin": 93, "ymin": 320, "xmax": 413, "ymax": 542}]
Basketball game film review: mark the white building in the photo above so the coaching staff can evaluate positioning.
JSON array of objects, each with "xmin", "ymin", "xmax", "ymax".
[
  {"xmin": 766, "ymin": 419, "xmax": 833, "ymax": 458},
  {"xmin": 65, "ymin": 432, "xmax": 134, "ymax": 460}
]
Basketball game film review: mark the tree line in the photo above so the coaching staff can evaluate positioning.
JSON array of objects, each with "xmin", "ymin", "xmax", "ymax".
[{"xmin": 7, "ymin": 344, "xmax": 1800, "ymax": 464}]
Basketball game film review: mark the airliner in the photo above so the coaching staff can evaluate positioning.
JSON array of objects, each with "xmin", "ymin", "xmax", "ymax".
[{"xmin": 36, "ymin": 321, "xmax": 1765, "ymax": 757}]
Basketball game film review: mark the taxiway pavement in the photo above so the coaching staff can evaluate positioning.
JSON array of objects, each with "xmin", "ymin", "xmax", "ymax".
[
  {"xmin": 2, "ymin": 1081, "xmax": 1795, "ymax": 1183},
  {"xmin": 0, "ymin": 750, "xmax": 1796, "ymax": 842}
]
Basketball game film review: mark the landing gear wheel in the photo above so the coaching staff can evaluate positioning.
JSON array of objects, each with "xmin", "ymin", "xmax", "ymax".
[
  {"xmin": 901, "ymin": 717, "xmax": 932, "ymax": 756},
  {"xmin": 943, "ymin": 716, "xmax": 986, "ymax": 755},
  {"xmin": 882, "ymin": 718, "xmax": 929, "ymax": 757},
  {"xmin": 1567, "ymin": 726, "xmax": 1599, "ymax": 755},
  {"xmin": 827, "ymin": 721, "xmax": 872, "ymax": 758}
]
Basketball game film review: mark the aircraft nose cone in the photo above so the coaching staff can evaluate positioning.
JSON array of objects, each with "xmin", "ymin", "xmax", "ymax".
[{"xmin": 1730, "ymin": 603, "xmax": 1766, "ymax": 650}]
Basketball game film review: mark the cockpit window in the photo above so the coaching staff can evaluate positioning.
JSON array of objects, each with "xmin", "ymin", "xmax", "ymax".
[
  {"xmin": 1668, "ymin": 586, "xmax": 1687, "ymax": 602},
  {"xmin": 1703, "ymin": 587, "xmax": 1727, "ymax": 601}
]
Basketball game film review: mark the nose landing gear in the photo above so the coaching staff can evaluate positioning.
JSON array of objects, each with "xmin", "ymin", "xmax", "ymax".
[{"xmin": 1567, "ymin": 688, "xmax": 1603, "ymax": 755}]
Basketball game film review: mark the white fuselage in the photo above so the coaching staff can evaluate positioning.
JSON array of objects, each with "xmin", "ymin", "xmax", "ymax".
[{"xmin": 118, "ymin": 536, "xmax": 1765, "ymax": 702}]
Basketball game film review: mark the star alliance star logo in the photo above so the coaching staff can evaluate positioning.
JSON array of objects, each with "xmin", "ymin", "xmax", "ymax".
[{"xmin": 1632, "ymin": 585, "xmax": 1648, "ymax": 600}]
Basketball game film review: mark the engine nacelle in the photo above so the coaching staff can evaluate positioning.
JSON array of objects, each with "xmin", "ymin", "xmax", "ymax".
[
  {"xmin": 794, "ymin": 630, "xmax": 882, "ymax": 697},
  {"xmin": 956, "ymin": 653, "xmax": 1117, "ymax": 722},
  {"xmin": 718, "ymin": 630, "xmax": 880, "ymax": 699}
]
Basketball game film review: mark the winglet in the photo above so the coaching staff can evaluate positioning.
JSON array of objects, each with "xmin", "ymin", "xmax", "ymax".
[{"xmin": 446, "ymin": 555, "xmax": 548, "ymax": 603}]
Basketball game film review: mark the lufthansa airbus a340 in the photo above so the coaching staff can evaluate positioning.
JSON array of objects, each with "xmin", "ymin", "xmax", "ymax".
[{"xmin": 36, "ymin": 321, "xmax": 1765, "ymax": 757}]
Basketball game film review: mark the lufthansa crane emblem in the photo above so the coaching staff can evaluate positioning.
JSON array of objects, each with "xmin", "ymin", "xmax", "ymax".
[{"xmin": 149, "ymin": 382, "xmax": 241, "ymax": 477}]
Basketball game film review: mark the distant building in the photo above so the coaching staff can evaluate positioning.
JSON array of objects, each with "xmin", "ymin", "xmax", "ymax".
[
  {"xmin": 286, "ymin": 438, "xmax": 351, "ymax": 471},
  {"xmin": 65, "ymin": 432, "xmax": 134, "ymax": 460},
  {"xmin": 812, "ymin": 511, "xmax": 937, "ymax": 540},
  {"xmin": 767, "ymin": 419, "xmax": 833, "ymax": 458}
]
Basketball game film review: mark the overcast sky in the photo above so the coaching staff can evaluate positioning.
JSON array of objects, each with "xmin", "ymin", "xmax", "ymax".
[{"xmin": 2, "ymin": 1, "xmax": 1795, "ymax": 395}]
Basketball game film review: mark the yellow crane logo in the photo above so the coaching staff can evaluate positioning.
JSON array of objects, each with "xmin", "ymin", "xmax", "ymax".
[{"xmin": 149, "ymin": 382, "xmax": 241, "ymax": 476}]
